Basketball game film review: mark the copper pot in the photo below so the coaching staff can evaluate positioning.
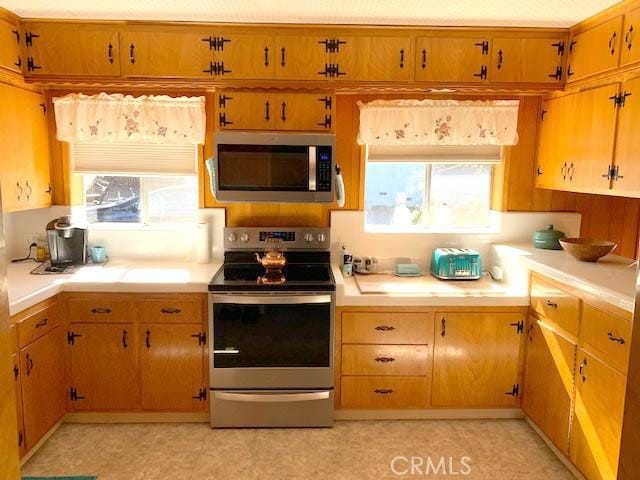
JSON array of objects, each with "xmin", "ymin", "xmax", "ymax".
[{"xmin": 255, "ymin": 250, "xmax": 287, "ymax": 272}]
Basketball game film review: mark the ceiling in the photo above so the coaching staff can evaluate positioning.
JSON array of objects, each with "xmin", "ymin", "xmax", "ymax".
[{"xmin": 0, "ymin": 0, "xmax": 622, "ymax": 28}]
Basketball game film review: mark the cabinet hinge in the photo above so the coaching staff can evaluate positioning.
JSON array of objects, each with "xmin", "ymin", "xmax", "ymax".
[
  {"xmin": 510, "ymin": 320, "xmax": 524, "ymax": 334},
  {"xmin": 70, "ymin": 387, "xmax": 86, "ymax": 401},
  {"xmin": 552, "ymin": 41, "xmax": 565, "ymax": 56},
  {"xmin": 609, "ymin": 93, "xmax": 630, "ymax": 108},
  {"xmin": 319, "ymin": 38, "xmax": 346, "ymax": 53},
  {"xmin": 25, "ymin": 31, "xmax": 39, "ymax": 47},
  {"xmin": 219, "ymin": 112, "xmax": 233, "ymax": 127},
  {"xmin": 318, "ymin": 96, "xmax": 332, "ymax": 110},
  {"xmin": 192, "ymin": 388, "xmax": 207, "ymax": 401},
  {"xmin": 18, "ymin": 430, "xmax": 24, "ymax": 447},
  {"xmin": 40, "ymin": 103, "xmax": 47, "ymax": 114},
  {"xmin": 13, "ymin": 365, "xmax": 19, "ymax": 380},
  {"xmin": 474, "ymin": 40, "xmax": 490, "ymax": 55},
  {"xmin": 26, "ymin": 57, "xmax": 41, "ymax": 72},
  {"xmin": 192, "ymin": 332, "xmax": 207, "ymax": 346},
  {"xmin": 548, "ymin": 66, "xmax": 562, "ymax": 81},
  {"xmin": 569, "ymin": 40, "xmax": 577, "ymax": 54},
  {"xmin": 612, "ymin": 165, "xmax": 624, "ymax": 182},
  {"xmin": 540, "ymin": 109, "xmax": 547, "ymax": 120},
  {"xmin": 318, "ymin": 64, "xmax": 346, "ymax": 78},
  {"xmin": 218, "ymin": 94, "xmax": 233, "ymax": 109},
  {"xmin": 67, "ymin": 331, "xmax": 82, "ymax": 345},
  {"xmin": 317, "ymin": 114, "xmax": 332, "ymax": 129},
  {"xmin": 473, "ymin": 65, "xmax": 488, "ymax": 80},
  {"xmin": 504, "ymin": 384, "xmax": 520, "ymax": 398}
]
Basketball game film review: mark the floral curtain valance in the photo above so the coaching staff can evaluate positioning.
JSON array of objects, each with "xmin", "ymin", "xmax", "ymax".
[
  {"xmin": 357, "ymin": 99, "xmax": 520, "ymax": 146},
  {"xmin": 53, "ymin": 93, "xmax": 206, "ymax": 144}
]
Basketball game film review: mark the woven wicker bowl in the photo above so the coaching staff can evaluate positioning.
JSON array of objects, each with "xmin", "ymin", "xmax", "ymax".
[{"xmin": 559, "ymin": 238, "xmax": 617, "ymax": 262}]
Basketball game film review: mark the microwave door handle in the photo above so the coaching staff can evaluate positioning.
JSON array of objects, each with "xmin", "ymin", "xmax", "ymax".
[
  {"xmin": 335, "ymin": 164, "xmax": 345, "ymax": 208},
  {"xmin": 308, "ymin": 146, "xmax": 317, "ymax": 191}
]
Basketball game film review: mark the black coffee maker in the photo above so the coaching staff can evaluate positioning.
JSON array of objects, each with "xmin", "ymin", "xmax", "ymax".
[{"xmin": 46, "ymin": 216, "xmax": 88, "ymax": 268}]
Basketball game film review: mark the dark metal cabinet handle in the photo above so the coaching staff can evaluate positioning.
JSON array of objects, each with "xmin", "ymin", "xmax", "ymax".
[
  {"xmin": 264, "ymin": 46, "xmax": 269, "ymax": 66},
  {"xmin": 421, "ymin": 49, "xmax": 427, "ymax": 69},
  {"xmin": 145, "ymin": 330, "xmax": 151, "ymax": 349},
  {"xmin": 14, "ymin": 56, "xmax": 21, "ymax": 68},
  {"xmin": 399, "ymin": 48, "xmax": 405, "ymax": 68},
  {"xmin": 375, "ymin": 325, "xmax": 396, "ymax": 332},
  {"xmin": 579, "ymin": 358, "xmax": 587, "ymax": 382},
  {"xmin": 497, "ymin": 49, "xmax": 503, "ymax": 69},
  {"xmin": 374, "ymin": 388, "xmax": 394, "ymax": 395},
  {"xmin": 122, "ymin": 330, "xmax": 128, "ymax": 349},
  {"xmin": 567, "ymin": 162, "xmax": 575, "ymax": 181},
  {"xmin": 13, "ymin": 365, "xmax": 19, "ymax": 380},
  {"xmin": 626, "ymin": 25, "xmax": 634, "ymax": 50},
  {"xmin": 280, "ymin": 47, "xmax": 286, "ymax": 67},
  {"xmin": 374, "ymin": 356, "xmax": 395, "ymax": 363},
  {"xmin": 108, "ymin": 43, "xmax": 114, "ymax": 64},
  {"xmin": 16, "ymin": 181, "xmax": 23, "ymax": 201},
  {"xmin": 91, "ymin": 308, "xmax": 112, "ymax": 314},
  {"xmin": 441, "ymin": 317, "xmax": 446, "ymax": 337},
  {"xmin": 129, "ymin": 43, "xmax": 136, "ymax": 64},
  {"xmin": 12, "ymin": 29, "xmax": 19, "ymax": 43},
  {"xmin": 281, "ymin": 101, "xmax": 286, "ymax": 122},
  {"xmin": 607, "ymin": 332, "xmax": 625, "ymax": 345},
  {"xmin": 561, "ymin": 162, "xmax": 567, "ymax": 180},
  {"xmin": 25, "ymin": 354, "xmax": 33, "ymax": 376},
  {"xmin": 545, "ymin": 299, "xmax": 558, "ymax": 308},
  {"xmin": 609, "ymin": 31, "xmax": 617, "ymax": 55},
  {"xmin": 35, "ymin": 318, "xmax": 48, "ymax": 328},
  {"xmin": 537, "ymin": 167, "xmax": 543, "ymax": 176},
  {"xmin": 265, "ymin": 101, "xmax": 270, "ymax": 121},
  {"xmin": 25, "ymin": 181, "xmax": 32, "ymax": 201},
  {"xmin": 160, "ymin": 307, "xmax": 182, "ymax": 314}
]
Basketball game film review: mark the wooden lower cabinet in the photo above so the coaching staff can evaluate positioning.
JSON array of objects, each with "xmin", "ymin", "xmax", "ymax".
[
  {"xmin": 68, "ymin": 323, "xmax": 138, "ymax": 411},
  {"xmin": 571, "ymin": 350, "xmax": 627, "ymax": 480},
  {"xmin": 20, "ymin": 327, "xmax": 65, "ymax": 451},
  {"xmin": 342, "ymin": 345, "xmax": 429, "ymax": 376},
  {"xmin": 140, "ymin": 324, "xmax": 206, "ymax": 411},
  {"xmin": 341, "ymin": 377, "xmax": 430, "ymax": 409},
  {"xmin": 12, "ymin": 353, "xmax": 26, "ymax": 458},
  {"xmin": 522, "ymin": 318, "xmax": 576, "ymax": 454},
  {"xmin": 432, "ymin": 312, "xmax": 524, "ymax": 407}
]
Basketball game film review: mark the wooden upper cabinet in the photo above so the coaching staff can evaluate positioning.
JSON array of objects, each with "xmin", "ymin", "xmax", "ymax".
[
  {"xmin": 275, "ymin": 35, "xmax": 328, "ymax": 80},
  {"xmin": 277, "ymin": 92, "xmax": 334, "ymax": 131},
  {"xmin": 68, "ymin": 323, "xmax": 138, "ymax": 411},
  {"xmin": 22, "ymin": 23, "xmax": 120, "ymax": 76},
  {"xmin": 491, "ymin": 37, "xmax": 565, "ymax": 83},
  {"xmin": 611, "ymin": 76, "xmax": 640, "ymax": 196},
  {"xmin": 536, "ymin": 97, "xmax": 567, "ymax": 190},
  {"xmin": 213, "ymin": 33, "xmax": 275, "ymax": 79},
  {"xmin": 329, "ymin": 36, "xmax": 367, "ymax": 81},
  {"xmin": 20, "ymin": 327, "xmax": 65, "ymax": 451},
  {"xmin": 140, "ymin": 324, "xmax": 206, "ymax": 411},
  {"xmin": 572, "ymin": 349, "xmax": 626, "ymax": 480},
  {"xmin": 432, "ymin": 312, "xmax": 523, "ymax": 407},
  {"xmin": 362, "ymin": 36, "xmax": 412, "ymax": 82},
  {"xmin": 522, "ymin": 318, "xmax": 575, "ymax": 454},
  {"xmin": 567, "ymin": 16, "xmax": 623, "ymax": 81},
  {"xmin": 120, "ymin": 30, "xmax": 212, "ymax": 78},
  {"xmin": 415, "ymin": 37, "xmax": 490, "ymax": 83},
  {"xmin": 620, "ymin": 7, "xmax": 640, "ymax": 66},
  {"xmin": 216, "ymin": 91, "xmax": 276, "ymax": 130},
  {"xmin": 0, "ymin": 19, "xmax": 22, "ymax": 73}
]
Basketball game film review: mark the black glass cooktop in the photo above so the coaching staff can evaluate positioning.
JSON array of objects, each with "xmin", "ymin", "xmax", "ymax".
[{"xmin": 209, "ymin": 252, "xmax": 335, "ymax": 292}]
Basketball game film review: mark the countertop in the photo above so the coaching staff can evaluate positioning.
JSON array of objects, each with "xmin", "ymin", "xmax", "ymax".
[{"xmin": 7, "ymin": 260, "xmax": 221, "ymax": 316}]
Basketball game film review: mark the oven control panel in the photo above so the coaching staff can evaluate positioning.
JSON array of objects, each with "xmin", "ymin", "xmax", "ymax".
[{"xmin": 225, "ymin": 227, "xmax": 330, "ymax": 251}]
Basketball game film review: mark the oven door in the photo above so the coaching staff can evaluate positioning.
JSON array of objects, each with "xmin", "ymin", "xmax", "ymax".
[{"xmin": 210, "ymin": 294, "xmax": 334, "ymax": 389}]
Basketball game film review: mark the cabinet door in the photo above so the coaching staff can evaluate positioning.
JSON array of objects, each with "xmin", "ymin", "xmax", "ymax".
[
  {"xmin": 68, "ymin": 324, "xmax": 138, "ymax": 411},
  {"xmin": 22, "ymin": 23, "xmax": 120, "ymax": 76},
  {"xmin": 0, "ymin": 83, "xmax": 21, "ymax": 212},
  {"xmin": 140, "ymin": 325, "xmax": 206, "ymax": 411},
  {"xmin": 25, "ymin": 90, "xmax": 52, "ymax": 209},
  {"xmin": 363, "ymin": 37, "xmax": 413, "ymax": 82},
  {"xmin": 12, "ymin": 354, "xmax": 26, "ymax": 458},
  {"xmin": 276, "ymin": 93, "xmax": 334, "ymax": 131},
  {"xmin": 568, "ymin": 17, "xmax": 623, "ymax": 81},
  {"xmin": 330, "ymin": 36, "xmax": 366, "ymax": 81},
  {"xmin": 567, "ymin": 84, "xmax": 619, "ymax": 192},
  {"xmin": 611, "ymin": 76, "xmax": 640, "ymax": 195},
  {"xmin": 415, "ymin": 37, "xmax": 489, "ymax": 82},
  {"xmin": 275, "ymin": 36, "xmax": 328, "ymax": 80},
  {"xmin": 620, "ymin": 8, "xmax": 640, "ymax": 66},
  {"xmin": 536, "ymin": 97, "xmax": 565, "ymax": 189},
  {"xmin": 120, "ymin": 31, "xmax": 212, "ymax": 78},
  {"xmin": 491, "ymin": 38, "xmax": 564, "ymax": 83},
  {"xmin": 522, "ymin": 319, "xmax": 575, "ymax": 454},
  {"xmin": 0, "ymin": 19, "xmax": 21, "ymax": 73},
  {"xmin": 216, "ymin": 34, "xmax": 275, "ymax": 79},
  {"xmin": 432, "ymin": 312, "xmax": 523, "ymax": 406},
  {"xmin": 217, "ymin": 91, "xmax": 276, "ymax": 130},
  {"xmin": 20, "ymin": 327, "xmax": 65, "ymax": 451},
  {"xmin": 572, "ymin": 350, "xmax": 626, "ymax": 480}
]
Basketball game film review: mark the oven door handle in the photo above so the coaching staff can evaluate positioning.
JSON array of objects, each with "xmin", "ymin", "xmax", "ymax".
[
  {"xmin": 216, "ymin": 391, "xmax": 330, "ymax": 403},
  {"xmin": 213, "ymin": 349, "xmax": 240, "ymax": 354},
  {"xmin": 211, "ymin": 295, "xmax": 332, "ymax": 305}
]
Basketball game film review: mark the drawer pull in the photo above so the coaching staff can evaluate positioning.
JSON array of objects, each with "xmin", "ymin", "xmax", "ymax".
[
  {"xmin": 161, "ymin": 307, "xmax": 182, "ymax": 314},
  {"xmin": 545, "ymin": 299, "xmax": 558, "ymax": 308},
  {"xmin": 607, "ymin": 332, "xmax": 625, "ymax": 345},
  {"xmin": 374, "ymin": 356, "xmax": 395, "ymax": 363},
  {"xmin": 91, "ymin": 308, "xmax": 112, "ymax": 314},
  {"xmin": 25, "ymin": 354, "xmax": 33, "ymax": 376},
  {"xmin": 145, "ymin": 330, "xmax": 151, "ymax": 349},
  {"xmin": 35, "ymin": 318, "xmax": 48, "ymax": 328},
  {"xmin": 579, "ymin": 358, "xmax": 587, "ymax": 383},
  {"xmin": 122, "ymin": 330, "xmax": 128, "ymax": 349},
  {"xmin": 374, "ymin": 388, "xmax": 394, "ymax": 395},
  {"xmin": 374, "ymin": 325, "xmax": 395, "ymax": 332}
]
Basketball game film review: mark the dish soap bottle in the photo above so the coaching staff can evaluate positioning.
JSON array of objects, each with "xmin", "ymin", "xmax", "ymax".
[{"xmin": 341, "ymin": 243, "xmax": 353, "ymax": 277}]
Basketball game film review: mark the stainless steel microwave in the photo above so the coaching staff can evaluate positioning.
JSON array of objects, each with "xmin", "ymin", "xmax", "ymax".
[{"xmin": 213, "ymin": 132, "xmax": 336, "ymax": 203}]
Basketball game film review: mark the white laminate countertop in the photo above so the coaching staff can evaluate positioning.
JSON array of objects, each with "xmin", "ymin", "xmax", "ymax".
[
  {"xmin": 7, "ymin": 260, "xmax": 222, "ymax": 316},
  {"xmin": 493, "ymin": 243, "xmax": 637, "ymax": 314}
]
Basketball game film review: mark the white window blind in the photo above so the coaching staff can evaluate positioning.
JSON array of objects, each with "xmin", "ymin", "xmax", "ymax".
[
  {"xmin": 366, "ymin": 144, "xmax": 502, "ymax": 164},
  {"xmin": 71, "ymin": 142, "xmax": 199, "ymax": 176}
]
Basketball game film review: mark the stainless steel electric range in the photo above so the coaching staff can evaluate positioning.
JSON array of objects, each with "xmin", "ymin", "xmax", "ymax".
[{"xmin": 208, "ymin": 227, "xmax": 335, "ymax": 428}]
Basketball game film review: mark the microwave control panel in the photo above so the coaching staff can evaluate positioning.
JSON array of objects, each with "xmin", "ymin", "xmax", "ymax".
[{"xmin": 316, "ymin": 146, "xmax": 333, "ymax": 192}]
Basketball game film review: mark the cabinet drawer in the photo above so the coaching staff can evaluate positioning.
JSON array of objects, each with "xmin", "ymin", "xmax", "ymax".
[
  {"xmin": 581, "ymin": 303, "xmax": 631, "ymax": 374},
  {"xmin": 530, "ymin": 275, "xmax": 580, "ymax": 336},
  {"xmin": 341, "ymin": 376, "xmax": 430, "ymax": 408},
  {"xmin": 136, "ymin": 298, "xmax": 203, "ymax": 324},
  {"xmin": 68, "ymin": 297, "xmax": 133, "ymax": 323},
  {"xmin": 342, "ymin": 345, "xmax": 429, "ymax": 376},
  {"xmin": 18, "ymin": 303, "xmax": 60, "ymax": 348},
  {"xmin": 342, "ymin": 312, "xmax": 433, "ymax": 345}
]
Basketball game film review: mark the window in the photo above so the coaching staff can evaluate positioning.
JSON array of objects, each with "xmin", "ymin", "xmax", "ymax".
[
  {"xmin": 84, "ymin": 175, "xmax": 198, "ymax": 225},
  {"xmin": 364, "ymin": 146, "xmax": 496, "ymax": 232}
]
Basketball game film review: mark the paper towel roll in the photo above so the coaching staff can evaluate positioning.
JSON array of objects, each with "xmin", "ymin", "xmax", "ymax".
[{"xmin": 196, "ymin": 222, "xmax": 211, "ymax": 264}]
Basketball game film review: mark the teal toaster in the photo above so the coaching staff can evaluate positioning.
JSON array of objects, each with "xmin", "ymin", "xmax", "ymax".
[{"xmin": 431, "ymin": 248, "xmax": 482, "ymax": 280}]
